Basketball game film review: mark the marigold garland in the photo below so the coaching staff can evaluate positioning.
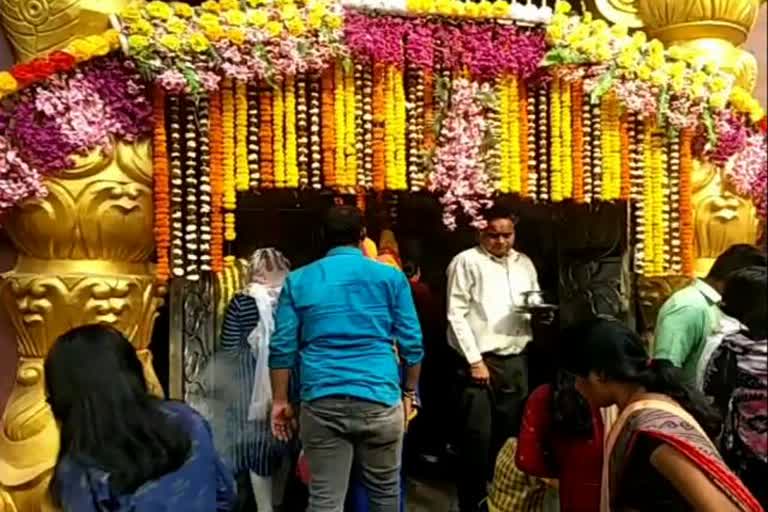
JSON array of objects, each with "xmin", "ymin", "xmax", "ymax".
[
  {"xmin": 498, "ymin": 77, "xmax": 511, "ymax": 193},
  {"xmin": 600, "ymin": 91, "xmax": 621, "ymax": 201},
  {"xmin": 285, "ymin": 77, "xmax": 299, "ymax": 188},
  {"xmin": 235, "ymin": 82, "xmax": 249, "ymax": 192},
  {"xmin": 343, "ymin": 65, "xmax": 358, "ymax": 189},
  {"xmin": 571, "ymin": 80, "xmax": 585, "ymax": 203},
  {"xmin": 520, "ymin": 80, "xmax": 531, "ymax": 198},
  {"xmin": 273, "ymin": 82, "xmax": 286, "ymax": 189},
  {"xmin": 619, "ymin": 112, "xmax": 631, "ymax": 200},
  {"xmin": 423, "ymin": 68, "xmax": 436, "ymax": 153},
  {"xmin": 168, "ymin": 95, "xmax": 185, "ymax": 276},
  {"xmin": 259, "ymin": 86, "xmax": 275, "ymax": 189},
  {"xmin": 152, "ymin": 85, "xmax": 170, "ymax": 284},
  {"xmin": 549, "ymin": 78, "xmax": 563, "ymax": 202},
  {"xmin": 321, "ymin": 67, "xmax": 337, "ymax": 188},
  {"xmin": 560, "ymin": 79, "xmax": 572, "ymax": 199},
  {"xmin": 221, "ymin": 79, "xmax": 237, "ymax": 222},
  {"xmin": 680, "ymin": 128, "xmax": 695, "ymax": 277},
  {"xmin": 209, "ymin": 90, "xmax": 225, "ymax": 273},
  {"xmin": 508, "ymin": 75, "xmax": 522, "ymax": 194},
  {"xmin": 408, "ymin": 67, "xmax": 426, "ymax": 191},
  {"xmin": 334, "ymin": 62, "xmax": 347, "ymax": 189},
  {"xmin": 372, "ymin": 63, "xmax": 387, "ymax": 191}
]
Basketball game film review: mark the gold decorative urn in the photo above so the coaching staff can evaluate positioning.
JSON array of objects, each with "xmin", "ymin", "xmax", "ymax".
[{"xmin": 0, "ymin": 1, "xmax": 159, "ymax": 510}]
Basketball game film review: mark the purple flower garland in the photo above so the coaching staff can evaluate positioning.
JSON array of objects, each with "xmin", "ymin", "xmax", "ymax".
[{"xmin": 0, "ymin": 55, "xmax": 152, "ymax": 216}]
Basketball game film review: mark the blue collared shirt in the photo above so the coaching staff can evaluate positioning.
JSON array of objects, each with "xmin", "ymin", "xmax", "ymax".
[{"xmin": 269, "ymin": 247, "xmax": 423, "ymax": 406}]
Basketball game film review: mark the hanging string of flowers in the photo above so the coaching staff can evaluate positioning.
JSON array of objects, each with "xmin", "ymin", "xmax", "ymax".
[
  {"xmin": 273, "ymin": 81, "xmax": 286, "ymax": 188},
  {"xmin": 235, "ymin": 82, "xmax": 249, "ymax": 191},
  {"xmin": 372, "ymin": 63, "xmax": 387, "ymax": 191},
  {"xmin": 246, "ymin": 87, "xmax": 260, "ymax": 189},
  {"xmin": 308, "ymin": 77, "xmax": 323, "ymax": 189},
  {"xmin": 296, "ymin": 75, "xmax": 311, "ymax": 188},
  {"xmin": 321, "ymin": 67, "xmax": 337, "ymax": 188},
  {"xmin": 285, "ymin": 77, "xmax": 300, "ymax": 188},
  {"xmin": 519, "ymin": 80, "xmax": 531, "ymax": 199},
  {"xmin": 209, "ymin": 90, "xmax": 225, "ymax": 273},
  {"xmin": 259, "ymin": 85, "xmax": 275, "ymax": 188},
  {"xmin": 183, "ymin": 96, "xmax": 200, "ymax": 280},
  {"xmin": 168, "ymin": 95, "xmax": 185, "ymax": 277},
  {"xmin": 668, "ymin": 133, "xmax": 682, "ymax": 274},
  {"xmin": 221, "ymin": 79, "xmax": 237, "ymax": 241},
  {"xmin": 343, "ymin": 65, "xmax": 358, "ymax": 189},
  {"xmin": 550, "ymin": 78, "xmax": 563, "ymax": 202},
  {"xmin": 571, "ymin": 80, "xmax": 584, "ymax": 203},
  {"xmin": 152, "ymin": 86, "xmax": 171, "ymax": 284},
  {"xmin": 334, "ymin": 62, "xmax": 347, "ymax": 188},
  {"xmin": 679, "ymin": 128, "xmax": 694, "ymax": 276},
  {"xmin": 560, "ymin": 78, "xmax": 572, "ymax": 200},
  {"xmin": 198, "ymin": 95, "xmax": 212, "ymax": 273}
]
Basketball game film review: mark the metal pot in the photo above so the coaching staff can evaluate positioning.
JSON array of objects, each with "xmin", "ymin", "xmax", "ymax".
[{"xmin": 520, "ymin": 290, "xmax": 545, "ymax": 308}]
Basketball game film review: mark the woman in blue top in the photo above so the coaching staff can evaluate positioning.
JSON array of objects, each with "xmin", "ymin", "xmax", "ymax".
[{"xmin": 46, "ymin": 324, "xmax": 237, "ymax": 511}]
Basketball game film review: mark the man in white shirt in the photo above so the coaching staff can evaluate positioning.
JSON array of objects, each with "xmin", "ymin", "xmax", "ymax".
[{"xmin": 446, "ymin": 205, "xmax": 540, "ymax": 512}]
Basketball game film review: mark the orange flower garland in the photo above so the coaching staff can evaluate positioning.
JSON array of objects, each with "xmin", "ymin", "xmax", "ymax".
[
  {"xmin": 209, "ymin": 90, "xmax": 225, "ymax": 273},
  {"xmin": 221, "ymin": 79, "xmax": 237, "ymax": 242},
  {"xmin": 152, "ymin": 85, "xmax": 170, "ymax": 284},
  {"xmin": 571, "ymin": 80, "xmax": 584, "ymax": 203},
  {"xmin": 680, "ymin": 128, "xmax": 695, "ymax": 277},
  {"xmin": 321, "ymin": 67, "xmax": 337, "ymax": 188},
  {"xmin": 372, "ymin": 63, "xmax": 386, "ymax": 192},
  {"xmin": 423, "ymin": 69, "xmax": 435, "ymax": 152},
  {"xmin": 259, "ymin": 86, "xmax": 275, "ymax": 189},
  {"xmin": 619, "ymin": 113, "xmax": 631, "ymax": 201}
]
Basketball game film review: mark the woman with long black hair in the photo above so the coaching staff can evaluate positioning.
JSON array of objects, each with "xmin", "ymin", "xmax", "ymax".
[
  {"xmin": 563, "ymin": 317, "xmax": 762, "ymax": 512},
  {"xmin": 46, "ymin": 324, "xmax": 236, "ymax": 511}
]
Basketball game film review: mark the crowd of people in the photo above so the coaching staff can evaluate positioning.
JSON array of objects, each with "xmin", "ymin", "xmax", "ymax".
[{"xmin": 40, "ymin": 204, "xmax": 766, "ymax": 512}]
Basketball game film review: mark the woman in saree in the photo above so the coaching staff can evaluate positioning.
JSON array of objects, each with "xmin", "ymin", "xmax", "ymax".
[{"xmin": 563, "ymin": 317, "xmax": 763, "ymax": 512}]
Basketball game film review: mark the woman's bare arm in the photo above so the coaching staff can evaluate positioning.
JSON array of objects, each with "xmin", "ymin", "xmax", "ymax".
[{"xmin": 650, "ymin": 444, "xmax": 740, "ymax": 512}]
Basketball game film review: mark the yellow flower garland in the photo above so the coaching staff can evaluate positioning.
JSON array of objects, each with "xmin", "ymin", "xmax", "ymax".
[
  {"xmin": 498, "ymin": 78, "xmax": 511, "ymax": 193},
  {"xmin": 393, "ymin": 67, "xmax": 408, "ymax": 191},
  {"xmin": 344, "ymin": 65, "xmax": 358, "ymax": 189},
  {"xmin": 334, "ymin": 62, "xmax": 347, "ymax": 188},
  {"xmin": 642, "ymin": 118, "xmax": 654, "ymax": 272},
  {"xmin": 643, "ymin": 119, "xmax": 666, "ymax": 275},
  {"xmin": 221, "ymin": 78, "xmax": 237, "ymax": 241},
  {"xmin": 385, "ymin": 66, "xmax": 396, "ymax": 190},
  {"xmin": 549, "ymin": 78, "xmax": 563, "ymax": 202},
  {"xmin": 235, "ymin": 81, "xmax": 249, "ymax": 192},
  {"xmin": 284, "ymin": 77, "xmax": 299, "ymax": 188},
  {"xmin": 600, "ymin": 91, "xmax": 621, "ymax": 201},
  {"xmin": 273, "ymin": 81, "xmax": 286, "ymax": 188},
  {"xmin": 560, "ymin": 80, "xmax": 572, "ymax": 199},
  {"xmin": 508, "ymin": 75, "xmax": 521, "ymax": 194}
]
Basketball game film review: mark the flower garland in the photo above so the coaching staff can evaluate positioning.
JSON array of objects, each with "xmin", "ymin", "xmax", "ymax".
[
  {"xmin": 296, "ymin": 75, "xmax": 311, "ymax": 187},
  {"xmin": 429, "ymin": 78, "xmax": 494, "ymax": 230},
  {"xmin": 498, "ymin": 77, "xmax": 511, "ymax": 193},
  {"xmin": 600, "ymin": 91, "xmax": 621, "ymax": 201},
  {"xmin": 120, "ymin": 0, "xmax": 345, "ymax": 94},
  {"xmin": 197, "ymin": 95, "xmax": 212, "ymax": 273},
  {"xmin": 152, "ymin": 86, "xmax": 171, "ymax": 284},
  {"xmin": 285, "ymin": 77, "xmax": 299, "ymax": 188},
  {"xmin": 0, "ymin": 30, "xmax": 121, "ymax": 100},
  {"xmin": 571, "ymin": 80, "xmax": 584, "ymax": 203},
  {"xmin": 591, "ymin": 103, "xmax": 602, "ymax": 201},
  {"xmin": 508, "ymin": 75, "xmax": 522, "ymax": 194},
  {"xmin": 406, "ymin": 66, "xmax": 425, "ymax": 191},
  {"xmin": 581, "ymin": 93, "xmax": 593, "ymax": 203},
  {"xmin": 726, "ymin": 133, "xmax": 768, "ymax": 219},
  {"xmin": 519, "ymin": 79, "xmax": 531, "ymax": 199},
  {"xmin": 560, "ymin": 78, "xmax": 572, "ymax": 200},
  {"xmin": 209, "ymin": 90, "xmax": 225, "ymax": 273},
  {"xmin": 372, "ymin": 63, "xmax": 387, "ymax": 191},
  {"xmin": 183, "ymin": 96, "xmax": 200, "ymax": 280},
  {"xmin": 247, "ymin": 86, "xmax": 260, "ymax": 188},
  {"xmin": 273, "ymin": 81, "xmax": 286, "ymax": 188},
  {"xmin": 619, "ymin": 113, "xmax": 631, "ymax": 200},
  {"xmin": 392, "ymin": 67, "xmax": 408, "ymax": 191},
  {"xmin": 343, "ymin": 65, "xmax": 358, "ymax": 189},
  {"xmin": 235, "ymin": 81, "xmax": 249, "ymax": 191},
  {"xmin": 549, "ymin": 78, "xmax": 563, "ymax": 202},
  {"xmin": 679, "ymin": 128, "xmax": 694, "ymax": 276},
  {"xmin": 485, "ymin": 84, "xmax": 502, "ymax": 191},
  {"xmin": 667, "ymin": 133, "xmax": 682, "ymax": 274},
  {"xmin": 308, "ymin": 77, "xmax": 323, "ymax": 189},
  {"xmin": 334, "ymin": 62, "xmax": 347, "ymax": 188},
  {"xmin": 221, "ymin": 79, "xmax": 237, "ymax": 241},
  {"xmin": 347, "ymin": 0, "xmax": 554, "ymax": 23},
  {"xmin": 629, "ymin": 114, "xmax": 645, "ymax": 274},
  {"xmin": 536, "ymin": 85, "xmax": 549, "ymax": 202},
  {"xmin": 168, "ymin": 95, "xmax": 185, "ymax": 276},
  {"xmin": 259, "ymin": 86, "xmax": 275, "ymax": 188},
  {"xmin": 321, "ymin": 67, "xmax": 337, "ymax": 188}
]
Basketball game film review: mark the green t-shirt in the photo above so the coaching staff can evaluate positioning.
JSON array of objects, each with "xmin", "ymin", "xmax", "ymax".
[{"xmin": 653, "ymin": 279, "xmax": 722, "ymax": 383}]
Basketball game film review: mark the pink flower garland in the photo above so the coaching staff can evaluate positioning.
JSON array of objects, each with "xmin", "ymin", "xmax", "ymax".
[
  {"xmin": 726, "ymin": 132, "xmax": 768, "ymax": 218},
  {"xmin": 0, "ymin": 134, "xmax": 47, "ymax": 213},
  {"xmin": 429, "ymin": 78, "xmax": 494, "ymax": 230}
]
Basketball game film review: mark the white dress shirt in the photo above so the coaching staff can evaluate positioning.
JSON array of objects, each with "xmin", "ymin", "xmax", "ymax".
[{"xmin": 447, "ymin": 247, "xmax": 540, "ymax": 364}]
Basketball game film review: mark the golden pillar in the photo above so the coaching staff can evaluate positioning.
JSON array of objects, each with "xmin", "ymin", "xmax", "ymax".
[
  {"xmin": 633, "ymin": 0, "xmax": 764, "ymax": 276},
  {"xmin": 0, "ymin": 2, "xmax": 158, "ymax": 511}
]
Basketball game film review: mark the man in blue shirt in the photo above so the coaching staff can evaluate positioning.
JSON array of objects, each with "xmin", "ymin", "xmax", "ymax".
[{"xmin": 269, "ymin": 205, "xmax": 423, "ymax": 512}]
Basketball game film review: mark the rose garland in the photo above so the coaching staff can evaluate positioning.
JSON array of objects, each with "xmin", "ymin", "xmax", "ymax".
[
  {"xmin": 235, "ymin": 82, "xmax": 249, "ymax": 192},
  {"xmin": 259, "ymin": 86, "xmax": 275, "ymax": 188},
  {"xmin": 246, "ymin": 87, "xmax": 260, "ymax": 188},
  {"xmin": 152, "ymin": 86, "xmax": 171, "ymax": 284},
  {"xmin": 571, "ymin": 80, "xmax": 584, "ymax": 203},
  {"xmin": 168, "ymin": 95, "xmax": 185, "ymax": 276},
  {"xmin": 321, "ymin": 67, "xmax": 337, "ymax": 188},
  {"xmin": 209, "ymin": 90, "xmax": 225, "ymax": 273},
  {"xmin": 285, "ymin": 77, "xmax": 299, "ymax": 188}
]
